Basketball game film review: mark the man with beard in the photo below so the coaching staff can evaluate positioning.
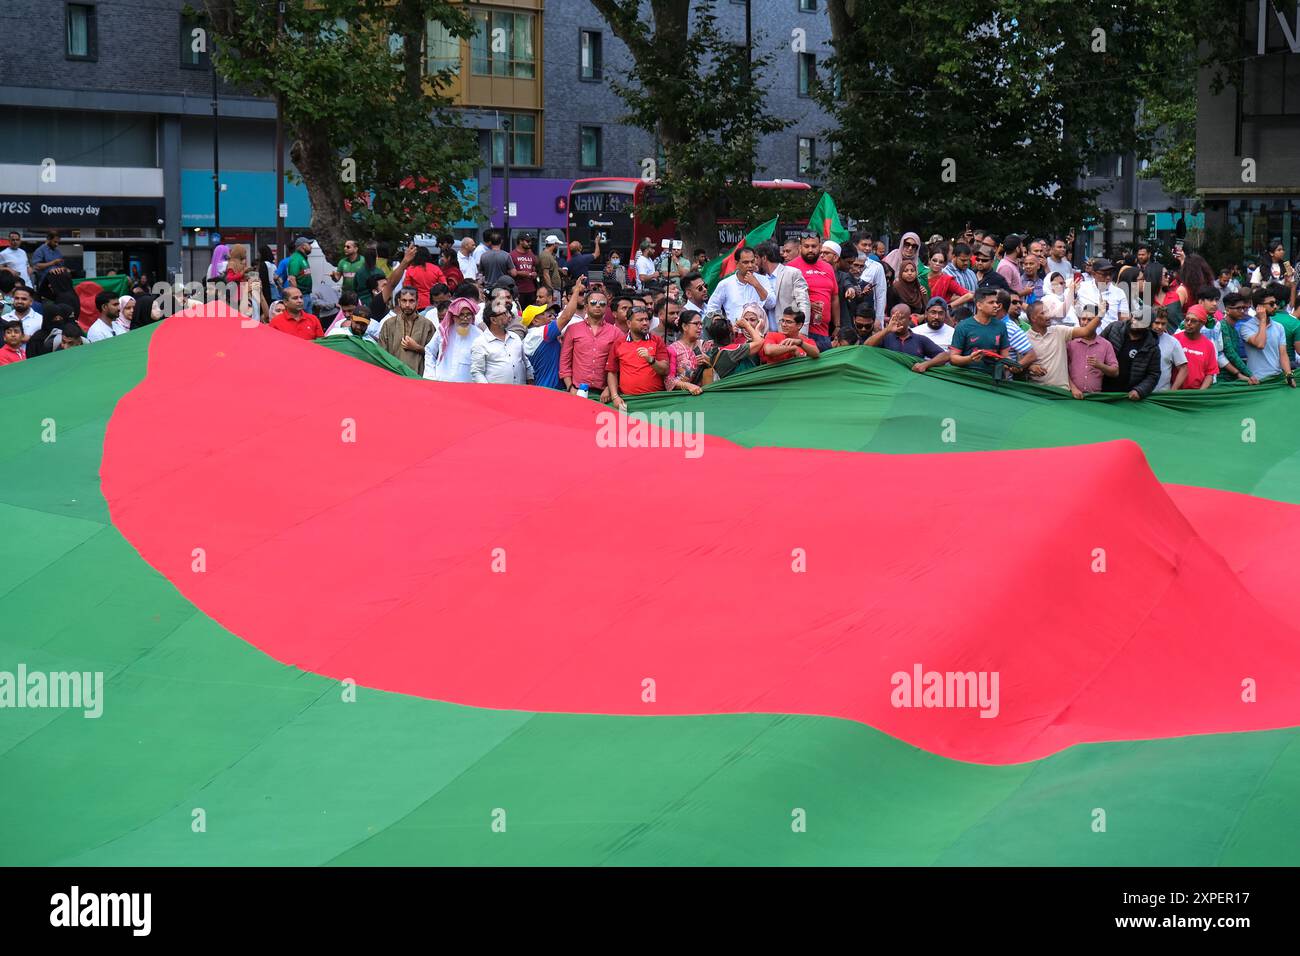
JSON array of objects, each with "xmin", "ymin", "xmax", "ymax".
[
  {"xmin": 789, "ymin": 233, "xmax": 840, "ymax": 352},
  {"xmin": 912, "ymin": 297, "xmax": 955, "ymax": 348},
  {"xmin": 378, "ymin": 287, "xmax": 435, "ymax": 375}
]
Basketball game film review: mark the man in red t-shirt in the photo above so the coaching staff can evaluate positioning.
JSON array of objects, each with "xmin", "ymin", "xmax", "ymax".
[
  {"xmin": 789, "ymin": 234, "xmax": 839, "ymax": 350},
  {"xmin": 607, "ymin": 305, "xmax": 669, "ymax": 407},
  {"xmin": 1174, "ymin": 309, "xmax": 1219, "ymax": 390},
  {"xmin": 269, "ymin": 286, "xmax": 324, "ymax": 340},
  {"xmin": 761, "ymin": 307, "xmax": 822, "ymax": 365}
]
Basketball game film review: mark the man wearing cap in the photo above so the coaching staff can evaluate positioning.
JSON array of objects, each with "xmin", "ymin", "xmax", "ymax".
[
  {"xmin": 538, "ymin": 235, "xmax": 563, "ymax": 296},
  {"xmin": 285, "ymin": 236, "xmax": 315, "ymax": 314},
  {"xmin": 524, "ymin": 276, "xmax": 582, "ymax": 389},
  {"xmin": 1099, "ymin": 304, "xmax": 1161, "ymax": 400},
  {"xmin": 789, "ymin": 234, "xmax": 839, "ymax": 351},
  {"xmin": 912, "ymin": 297, "xmax": 955, "ymax": 348},
  {"xmin": 704, "ymin": 246, "xmax": 774, "ymax": 328},
  {"xmin": 1083, "ymin": 258, "xmax": 1130, "ymax": 327}
]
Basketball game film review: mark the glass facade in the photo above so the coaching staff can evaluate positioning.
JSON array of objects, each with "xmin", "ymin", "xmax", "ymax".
[
  {"xmin": 0, "ymin": 110, "xmax": 157, "ymax": 167},
  {"xmin": 491, "ymin": 113, "xmax": 538, "ymax": 167},
  {"xmin": 1225, "ymin": 198, "xmax": 1300, "ymax": 264},
  {"xmin": 470, "ymin": 10, "xmax": 536, "ymax": 78}
]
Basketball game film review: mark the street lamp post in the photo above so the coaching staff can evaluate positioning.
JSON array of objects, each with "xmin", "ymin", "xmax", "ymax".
[{"xmin": 502, "ymin": 119, "xmax": 512, "ymax": 244}]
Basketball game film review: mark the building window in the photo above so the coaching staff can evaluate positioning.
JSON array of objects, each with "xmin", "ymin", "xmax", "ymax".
[
  {"xmin": 471, "ymin": 10, "xmax": 536, "ymax": 78},
  {"xmin": 180, "ymin": 13, "xmax": 210, "ymax": 70},
  {"xmin": 797, "ymin": 53, "xmax": 816, "ymax": 97},
  {"xmin": 426, "ymin": 19, "xmax": 461, "ymax": 76},
  {"xmin": 66, "ymin": 4, "xmax": 96, "ymax": 61},
  {"xmin": 492, "ymin": 113, "xmax": 538, "ymax": 167},
  {"xmin": 798, "ymin": 137, "xmax": 815, "ymax": 175},
  {"xmin": 580, "ymin": 30, "xmax": 602, "ymax": 81},
  {"xmin": 800, "ymin": 0, "xmax": 818, "ymax": 10},
  {"xmin": 580, "ymin": 126, "xmax": 602, "ymax": 169}
]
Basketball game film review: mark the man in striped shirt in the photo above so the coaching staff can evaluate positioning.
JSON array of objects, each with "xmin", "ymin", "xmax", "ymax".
[{"xmin": 944, "ymin": 243, "xmax": 979, "ymax": 293}]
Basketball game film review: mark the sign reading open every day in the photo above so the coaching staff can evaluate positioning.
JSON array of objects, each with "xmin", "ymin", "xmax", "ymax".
[{"xmin": 0, "ymin": 196, "xmax": 165, "ymax": 227}]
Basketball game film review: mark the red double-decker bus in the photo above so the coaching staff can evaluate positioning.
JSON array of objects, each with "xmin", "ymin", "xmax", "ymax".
[{"xmin": 566, "ymin": 178, "xmax": 813, "ymax": 256}]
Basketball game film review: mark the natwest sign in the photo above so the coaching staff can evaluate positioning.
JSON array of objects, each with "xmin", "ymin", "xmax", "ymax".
[{"xmin": 0, "ymin": 195, "xmax": 164, "ymax": 227}]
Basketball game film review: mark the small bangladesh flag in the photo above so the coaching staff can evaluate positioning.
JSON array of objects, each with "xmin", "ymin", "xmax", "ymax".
[
  {"xmin": 701, "ymin": 217, "xmax": 778, "ymax": 294},
  {"xmin": 75, "ymin": 275, "xmax": 133, "ymax": 331},
  {"xmin": 807, "ymin": 191, "xmax": 850, "ymax": 245}
]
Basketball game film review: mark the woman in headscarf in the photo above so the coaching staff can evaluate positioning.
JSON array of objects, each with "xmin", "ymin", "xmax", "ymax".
[
  {"xmin": 207, "ymin": 243, "xmax": 230, "ymax": 282},
  {"xmin": 118, "ymin": 294, "xmax": 137, "ymax": 330},
  {"xmin": 424, "ymin": 296, "xmax": 481, "ymax": 383},
  {"xmin": 891, "ymin": 260, "xmax": 928, "ymax": 317},
  {"xmin": 883, "ymin": 231, "xmax": 923, "ymax": 276}
]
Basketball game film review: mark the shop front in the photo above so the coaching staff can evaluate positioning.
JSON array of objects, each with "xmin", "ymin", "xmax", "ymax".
[{"xmin": 0, "ymin": 194, "xmax": 169, "ymax": 287}]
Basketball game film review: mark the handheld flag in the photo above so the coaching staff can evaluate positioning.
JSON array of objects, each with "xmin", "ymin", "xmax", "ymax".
[
  {"xmin": 701, "ymin": 217, "xmax": 778, "ymax": 294},
  {"xmin": 808, "ymin": 191, "xmax": 850, "ymax": 245},
  {"xmin": 75, "ymin": 275, "xmax": 133, "ymax": 331}
]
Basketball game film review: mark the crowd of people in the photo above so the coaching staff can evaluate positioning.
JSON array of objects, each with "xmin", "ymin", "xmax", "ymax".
[{"xmin": 3, "ymin": 224, "xmax": 1298, "ymax": 401}]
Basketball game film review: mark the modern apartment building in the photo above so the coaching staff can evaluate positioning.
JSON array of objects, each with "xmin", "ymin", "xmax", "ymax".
[
  {"xmin": 1196, "ymin": 0, "xmax": 1300, "ymax": 262},
  {"xmin": 0, "ymin": 0, "xmax": 833, "ymax": 279}
]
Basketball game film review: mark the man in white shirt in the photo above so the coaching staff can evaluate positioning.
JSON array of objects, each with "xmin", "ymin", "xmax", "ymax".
[
  {"xmin": 912, "ymin": 297, "xmax": 956, "ymax": 348},
  {"xmin": 704, "ymin": 247, "xmax": 775, "ymax": 324},
  {"xmin": 3, "ymin": 286, "xmax": 43, "ymax": 340},
  {"xmin": 457, "ymin": 237, "xmax": 482, "ymax": 282},
  {"xmin": 1080, "ymin": 258, "xmax": 1129, "ymax": 327},
  {"xmin": 471, "ymin": 299, "xmax": 533, "ymax": 384},
  {"xmin": 86, "ymin": 292, "xmax": 130, "ymax": 342},
  {"xmin": 0, "ymin": 232, "xmax": 32, "ymax": 284}
]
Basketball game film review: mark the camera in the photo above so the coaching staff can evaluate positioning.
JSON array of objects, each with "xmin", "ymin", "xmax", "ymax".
[
  {"xmin": 672, "ymin": 240, "xmax": 683, "ymax": 251},
  {"xmin": 661, "ymin": 239, "xmax": 672, "ymax": 250}
]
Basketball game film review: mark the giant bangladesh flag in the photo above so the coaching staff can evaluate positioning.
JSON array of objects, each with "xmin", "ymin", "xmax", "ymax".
[
  {"xmin": 700, "ymin": 217, "xmax": 777, "ymax": 294},
  {"xmin": 3, "ymin": 309, "xmax": 1300, "ymax": 865}
]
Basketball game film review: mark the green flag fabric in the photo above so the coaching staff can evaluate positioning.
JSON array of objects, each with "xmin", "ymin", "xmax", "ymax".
[
  {"xmin": 316, "ymin": 332, "xmax": 423, "ymax": 378},
  {"xmin": 700, "ymin": 217, "xmax": 778, "ymax": 293},
  {"xmin": 807, "ymin": 191, "xmax": 851, "ymax": 245}
]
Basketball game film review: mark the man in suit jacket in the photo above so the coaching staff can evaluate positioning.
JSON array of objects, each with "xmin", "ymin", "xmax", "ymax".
[{"xmin": 758, "ymin": 240, "xmax": 811, "ymax": 334}]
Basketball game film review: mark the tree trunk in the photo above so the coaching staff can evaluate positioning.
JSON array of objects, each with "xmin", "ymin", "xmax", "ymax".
[
  {"xmin": 291, "ymin": 124, "xmax": 349, "ymax": 259},
  {"xmin": 648, "ymin": 0, "xmax": 719, "ymax": 256}
]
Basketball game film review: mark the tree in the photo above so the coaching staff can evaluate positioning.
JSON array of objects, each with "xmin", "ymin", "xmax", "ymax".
[
  {"xmin": 202, "ymin": 0, "xmax": 482, "ymax": 254},
  {"xmin": 589, "ymin": 0, "xmax": 790, "ymax": 257},
  {"xmin": 820, "ymin": 0, "xmax": 1238, "ymax": 238}
]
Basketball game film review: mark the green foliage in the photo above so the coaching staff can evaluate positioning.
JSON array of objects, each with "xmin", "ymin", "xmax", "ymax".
[
  {"xmin": 820, "ymin": 0, "xmax": 1240, "ymax": 236},
  {"xmin": 202, "ymin": 0, "xmax": 482, "ymax": 243},
  {"xmin": 591, "ymin": 0, "xmax": 791, "ymax": 253}
]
